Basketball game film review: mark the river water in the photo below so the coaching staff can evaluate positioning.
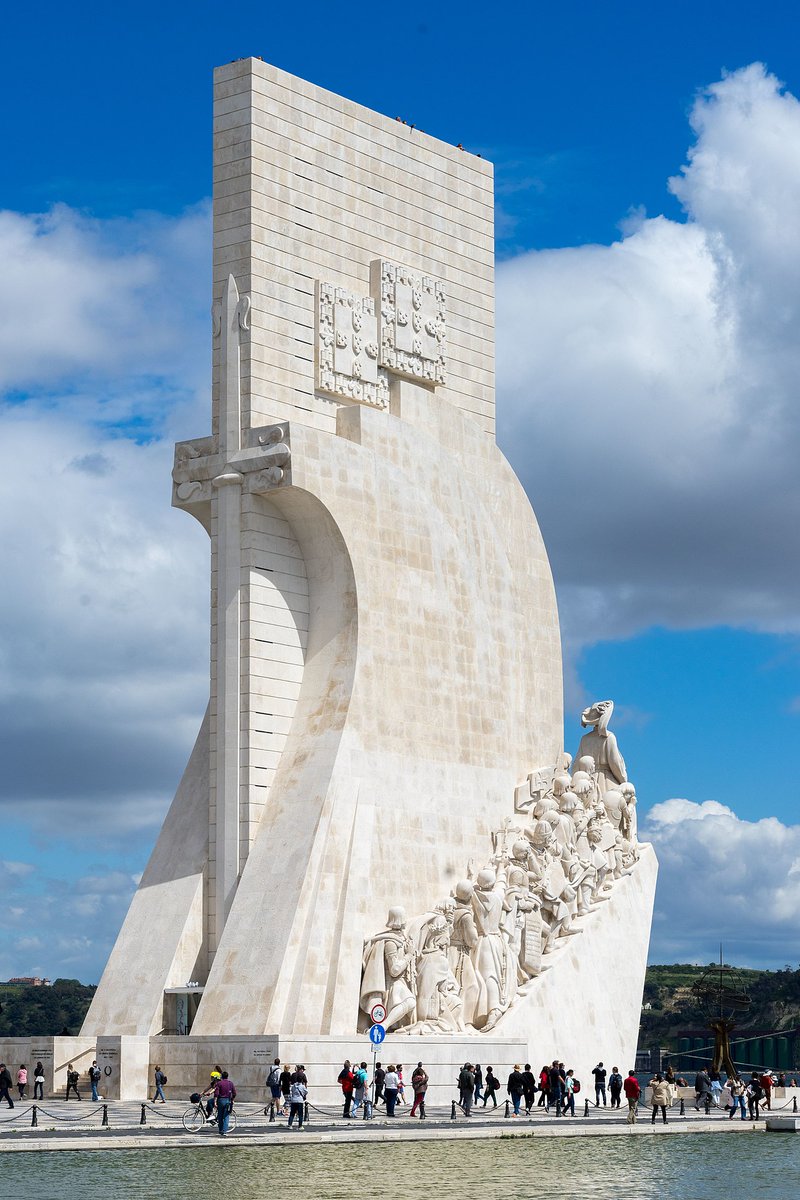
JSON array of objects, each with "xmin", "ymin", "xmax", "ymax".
[{"xmin": 4, "ymin": 1133, "xmax": 799, "ymax": 1199}]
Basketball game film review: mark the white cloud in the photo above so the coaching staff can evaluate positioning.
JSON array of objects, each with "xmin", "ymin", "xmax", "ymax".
[
  {"xmin": 643, "ymin": 800, "xmax": 800, "ymax": 966},
  {"xmin": 1, "ymin": 861, "xmax": 35, "ymax": 878},
  {"xmin": 497, "ymin": 63, "xmax": 800, "ymax": 657}
]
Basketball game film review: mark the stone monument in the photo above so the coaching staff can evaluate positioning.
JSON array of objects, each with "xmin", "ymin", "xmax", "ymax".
[{"xmin": 78, "ymin": 58, "xmax": 657, "ymax": 1102}]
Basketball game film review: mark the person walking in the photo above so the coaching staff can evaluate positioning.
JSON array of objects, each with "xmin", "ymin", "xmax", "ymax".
[
  {"xmin": 728, "ymin": 1076, "xmax": 747, "ymax": 1120},
  {"xmin": 65, "ymin": 1064, "xmax": 81, "ymax": 1100},
  {"xmin": 592, "ymin": 1061, "xmax": 607, "ymax": 1107},
  {"xmin": 521, "ymin": 1064, "xmax": 537, "ymax": 1114},
  {"xmin": 760, "ymin": 1071, "xmax": 773, "ymax": 1111},
  {"xmin": 33, "ymin": 1061, "xmax": 45, "ymax": 1100},
  {"xmin": 747, "ymin": 1073, "xmax": 763, "ymax": 1119},
  {"xmin": 608, "ymin": 1066, "xmax": 623, "ymax": 1109},
  {"xmin": 624, "ymin": 1069, "xmax": 640, "ymax": 1123},
  {"xmin": 152, "ymin": 1065, "xmax": 167, "ymax": 1103},
  {"xmin": 287, "ymin": 1073, "xmax": 307, "ymax": 1129},
  {"xmin": 564, "ymin": 1069, "xmax": 577, "ymax": 1116},
  {"xmin": 458, "ymin": 1063, "xmax": 475, "ymax": 1115},
  {"xmin": 549, "ymin": 1060, "xmax": 564, "ymax": 1116},
  {"xmin": 473, "ymin": 1063, "xmax": 484, "ymax": 1106},
  {"xmin": 16, "ymin": 1065, "xmax": 27, "ymax": 1100},
  {"xmin": 214, "ymin": 1071, "xmax": 236, "ymax": 1136},
  {"xmin": 410, "ymin": 1062, "xmax": 428, "ymax": 1118},
  {"xmin": 384, "ymin": 1065, "xmax": 400, "ymax": 1116},
  {"xmin": 710, "ymin": 1073, "xmax": 723, "ymax": 1108},
  {"xmin": 396, "ymin": 1064, "xmax": 406, "ymax": 1107},
  {"xmin": 338, "ymin": 1060, "xmax": 355, "ymax": 1118},
  {"xmin": 266, "ymin": 1058, "xmax": 282, "ymax": 1113},
  {"xmin": 507, "ymin": 1065, "xmax": 525, "ymax": 1117},
  {"xmin": 373, "ymin": 1062, "xmax": 386, "ymax": 1108},
  {"xmin": 482, "ymin": 1066, "xmax": 499, "ymax": 1108},
  {"xmin": 88, "ymin": 1060, "xmax": 102, "ymax": 1102},
  {"xmin": 0, "ymin": 1064, "xmax": 14, "ymax": 1109},
  {"xmin": 694, "ymin": 1067, "xmax": 712, "ymax": 1113},
  {"xmin": 649, "ymin": 1073, "xmax": 670, "ymax": 1124}
]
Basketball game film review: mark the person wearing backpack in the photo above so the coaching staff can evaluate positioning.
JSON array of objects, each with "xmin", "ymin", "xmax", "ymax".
[
  {"xmin": 608, "ymin": 1066, "xmax": 624, "ymax": 1109},
  {"xmin": 482, "ymin": 1066, "xmax": 500, "ymax": 1108},
  {"xmin": 564, "ymin": 1069, "xmax": 578, "ymax": 1116},
  {"xmin": 65, "ymin": 1064, "xmax": 81, "ymax": 1100},
  {"xmin": 352, "ymin": 1062, "xmax": 370, "ymax": 1117},
  {"xmin": 88, "ymin": 1060, "xmax": 102, "ymax": 1102},
  {"xmin": 0, "ymin": 1063, "xmax": 14, "ymax": 1109},
  {"xmin": 152, "ymin": 1065, "xmax": 167, "ymax": 1103},
  {"xmin": 266, "ymin": 1058, "xmax": 282, "ymax": 1112}
]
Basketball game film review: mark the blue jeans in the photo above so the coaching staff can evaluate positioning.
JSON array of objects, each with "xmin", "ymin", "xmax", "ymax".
[
  {"xmin": 217, "ymin": 1097, "xmax": 232, "ymax": 1134},
  {"xmin": 730, "ymin": 1094, "xmax": 746, "ymax": 1119},
  {"xmin": 511, "ymin": 1091, "xmax": 522, "ymax": 1115},
  {"xmin": 91, "ymin": 1082, "xmax": 99, "ymax": 1101},
  {"xmin": 595, "ymin": 1084, "xmax": 606, "ymax": 1105},
  {"xmin": 153, "ymin": 1083, "xmax": 165, "ymax": 1102},
  {"xmin": 288, "ymin": 1101, "xmax": 304, "ymax": 1127},
  {"xmin": 564, "ymin": 1091, "xmax": 575, "ymax": 1115}
]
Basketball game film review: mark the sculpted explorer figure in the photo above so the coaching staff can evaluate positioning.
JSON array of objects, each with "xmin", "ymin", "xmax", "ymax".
[
  {"xmin": 575, "ymin": 701, "xmax": 627, "ymax": 792},
  {"xmin": 360, "ymin": 907, "xmax": 416, "ymax": 1031}
]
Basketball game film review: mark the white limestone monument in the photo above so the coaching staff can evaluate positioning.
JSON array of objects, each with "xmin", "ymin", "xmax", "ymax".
[{"xmin": 80, "ymin": 57, "xmax": 657, "ymax": 1099}]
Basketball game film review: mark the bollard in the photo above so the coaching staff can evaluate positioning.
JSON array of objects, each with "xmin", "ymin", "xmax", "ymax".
[
  {"xmin": 584, "ymin": 1098, "xmax": 590, "ymax": 1117},
  {"xmin": 794, "ymin": 1097, "xmax": 798, "ymax": 1113},
  {"xmin": 679, "ymin": 1098, "xmax": 685, "ymax": 1117},
  {"xmin": 269, "ymin": 1102, "xmax": 275, "ymax": 1123},
  {"xmin": 31, "ymin": 1106, "xmax": 38, "ymax": 1128},
  {"xmin": 451, "ymin": 1100, "xmax": 457, "ymax": 1120},
  {"xmin": 102, "ymin": 1104, "xmax": 109, "ymax": 1128},
  {"xmin": 304, "ymin": 1101, "xmax": 309, "ymax": 1125},
  {"xmin": 140, "ymin": 1103, "xmax": 147, "ymax": 1125},
  {"xmin": 504, "ymin": 1099, "xmax": 510, "ymax": 1119},
  {"xmin": 420, "ymin": 1101, "xmax": 426, "ymax": 1120}
]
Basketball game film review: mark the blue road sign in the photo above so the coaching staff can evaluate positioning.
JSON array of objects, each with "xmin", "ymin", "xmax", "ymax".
[{"xmin": 369, "ymin": 1023, "xmax": 386, "ymax": 1045}]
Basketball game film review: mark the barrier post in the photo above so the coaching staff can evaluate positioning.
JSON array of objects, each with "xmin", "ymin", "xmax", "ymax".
[
  {"xmin": 31, "ymin": 1106, "xmax": 38, "ymax": 1127},
  {"xmin": 102, "ymin": 1104, "xmax": 109, "ymax": 1127},
  {"xmin": 504, "ymin": 1099, "xmax": 510, "ymax": 1118},
  {"xmin": 794, "ymin": 1096, "xmax": 798, "ymax": 1113},
  {"xmin": 450, "ymin": 1100, "xmax": 456, "ymax": 1120},
  {"xmin": 679, "ymin": 1098, "xmax": 685, "ymax": 1117},
  {"xmin": 140, "ymin": 1103, "xmax": 147, "ymax": 1125},
  {"xmin": 269, "ymin": 1102, "xmax": 275, "ymax": 1123},
  {"xmin": 304, "ymin": 1100, "xmax": 309, "ymax": 1125},
  {"xmin": 584, "ymin": 1098, "xmax": 590, "ymax": 1117}
]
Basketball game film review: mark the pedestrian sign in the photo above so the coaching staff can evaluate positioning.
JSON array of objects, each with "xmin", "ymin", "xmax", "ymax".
[{"xmin": 369, "ymin": 1023, "xmax": 386, "ymax": 1045}]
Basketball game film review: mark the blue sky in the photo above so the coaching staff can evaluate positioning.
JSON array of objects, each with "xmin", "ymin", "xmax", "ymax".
[{"xmin": 2, "ymin": 0, "xmax": 800, "ymax": 979}]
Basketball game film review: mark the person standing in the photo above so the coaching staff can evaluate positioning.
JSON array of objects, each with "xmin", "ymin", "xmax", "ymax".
[
  {"xmin": 623, "ymin": 1069, "xmax": 640, "ymax": 1123},
  {"xmin": 760, "ymin": 1071, "xmax": 773, "ymax": 1111},
  {"xmin": 352, "ymin": 1062, "xmax": 370, "ymax": 1117},
  {"xmin": 279, "ymin": 1064, "xmax": 292, "ymax": 1115},
  {"xmin": 608, "ymin": 1066, "xmax": 623, "ymax": 1109},
  {"xmin": 592, "ymin": 1061, "xmax": 607, "ymax": 1107},
  {"xmin": 152, "ymin": 1065, "xmax": 167, "ymax": 1103},
  {"xmin": 89, "ymin": 1060, "xmax": 102, "ymax": 1102},
  {"xmin": 507, "ymin": 1065, "xmax": 525, "ymax": 1117},
  {"xmin": 538, "ymin": 1064, "xmax": 550, "ymax": 1107},
  {"xmin": 287, "ymin": 1074, "xmax": 307, "ymax": 1129},
  {"xmin": 458, "ymin": 1063, "xmax": 475, "ymax": 1115},
  {"xmin": 483, "ymin": 1065, "xmax": 499, "ymax": 1108},
  {"xmin": 383, "ymin": 1065, "xmax": 400, "ymax": 1116},
  {"xmin": 214, "ymin": 1071, "xmax": 236, "ymax": 1136},
  {"xmin": 747, "ymin": 1073, "xmax": 763, "ymax": 1119},
  {"xmin": 694, "ymin": 1068, "xmax": 712, "ymax": 1113},
  {"xmin": 396, "ymin": 1064, "xmax": 406, "ymax": 1107},
  {"xmin": 16, "ymin": 1065, "xmax": 27, "ymax": 1100},
  {"xmin": 0, "ymin": 1064, "xmax": 14, "ymax": 1108},
  {"xmin": 649, "ymin": 1073, "xmax": 669, "ymax": 1124},
  {"xmin": 266, "ymin": 1058, "xmax": 282, "ymax": 1112},
  {"xmin": 410, "ymin": 1062, "xmax": 428, "ymax": 1118},
  {"xmin": 338, "ymin": 1060, "xmax": 355, "ymax": 1118},
  {"xmin": 728, "ymin": 1076, "xmax": 747, "ymax": 1120},
  {"xmin": 549, "ymin": 1060, "xmax": 564, "ymax": 1116},
  {"xmin": 521, "ymin": 1064, "xmax": 537, "ymax": 1114},
  {"xmin": 65, "ymin": 1064, "xmax": 81, "ymax": 1100},
  {"xmin": 33, "ymin": 1061, "xmax": 45, "ymax": 1101},
  {"xmin": 473, "ymin": 1063, "xmax": 484, "ymax": 1106}
]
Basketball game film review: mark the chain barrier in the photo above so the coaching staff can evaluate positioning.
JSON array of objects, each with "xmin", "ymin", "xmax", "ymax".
[
  {"xmin": 0, "ymin": 1105, "xmax": 34, "ymax": 1125},
  {"xmin": 35, "ymin": 1105, "xmax": 108, "ymax": 1124}
]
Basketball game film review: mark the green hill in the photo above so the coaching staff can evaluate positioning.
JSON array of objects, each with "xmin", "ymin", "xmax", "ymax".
[{"xmin": 0, "ymin": 979, "xmax": 96, "ymax": 1037}]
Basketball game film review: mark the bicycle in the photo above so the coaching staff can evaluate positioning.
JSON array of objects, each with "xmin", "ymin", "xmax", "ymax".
[{"xmin": 182, "ymin": 1093, "xmax": 237, "ymax": 1133}]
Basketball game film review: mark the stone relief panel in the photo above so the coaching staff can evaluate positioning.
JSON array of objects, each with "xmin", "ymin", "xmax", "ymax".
[
  {"xmin": 316, "ymin": 282, "xmax": 389, "ymax": 410},
  {"xmin": 374, "ymin": 259, "xmax": 446, "ymax": 385},
  {"xmin": 359, "ymin": 701, "xmax": 640, "ymax": 1034}
]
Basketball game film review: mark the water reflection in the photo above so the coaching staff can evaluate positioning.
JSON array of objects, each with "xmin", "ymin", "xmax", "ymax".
[{"xmin": 4, "ymin": 1132, "xmax": 798, "ymax": 1199}]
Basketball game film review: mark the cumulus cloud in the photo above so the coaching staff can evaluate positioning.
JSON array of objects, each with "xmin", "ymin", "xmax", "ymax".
[
  {"xmin": 497, "ymin": 63, "xmax": 800, "ymax": 653},
  {"xmin": 643, "ymin": 800, "xmax": 800, "ymax": 967}
]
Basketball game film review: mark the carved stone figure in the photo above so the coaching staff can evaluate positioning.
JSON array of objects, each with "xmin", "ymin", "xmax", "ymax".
[
  {"xmin": 448, "ymin": 880, "xmax": 480, "ymax": 1026},
  {"xmin": 575, "ymin": 701, "xmax": 627, "ymax": 792},
  {"xmin": 470, "ymin": 869, "xmax": 516, "ymax": 1030},
  {"xmin": 359, "ymin": 907, "xmax": 416, "ymax": 1031},
  {"xmin": 413, "ymin": 914, "xmax": 464, "ymax": 1032}
]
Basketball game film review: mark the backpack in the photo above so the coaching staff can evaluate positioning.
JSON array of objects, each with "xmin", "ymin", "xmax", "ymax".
[
  {"xmin": 573, "ymin": 1079, "xmax": 581, "ymax": 1094},
  {"xmin": 267, "ymin": 1065, "xmax": 280, "ymax": 1087},
  {"xmin": 354, "ymin": 1068, "xmax": 368, "ymax": 1087}
]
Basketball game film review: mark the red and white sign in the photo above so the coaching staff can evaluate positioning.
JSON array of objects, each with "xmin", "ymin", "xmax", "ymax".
[{"xmin": 370, "ymin": 1003, "xmax": 387, "ymax": 1024}]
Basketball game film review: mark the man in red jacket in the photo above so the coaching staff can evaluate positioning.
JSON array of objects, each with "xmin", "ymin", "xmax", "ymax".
[
  {"xmin": 623, "ymin": 1069, "xmax": 641, "ymax": 1124},
  {"xmin": 338, "ymin": 1060, "xmax": 355, "ymax": 1118}
]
